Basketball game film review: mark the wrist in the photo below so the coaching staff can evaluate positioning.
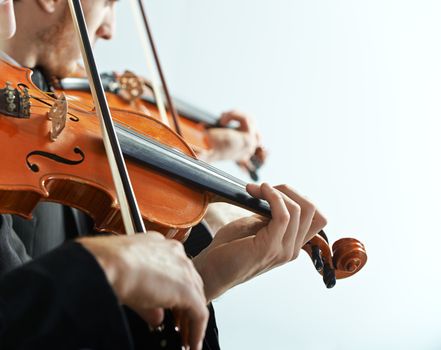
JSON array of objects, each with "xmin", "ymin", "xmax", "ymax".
[
  {"xmin": 77, "ymin": 237, "xmax": 123, "ymax": 302},
  {"xmin": 193, "ymin": 250, "xmax": 228, "ymax": 303},
  {"xmin": 192, "ymin": 251, "xmax": 213, "ymax": 303}
]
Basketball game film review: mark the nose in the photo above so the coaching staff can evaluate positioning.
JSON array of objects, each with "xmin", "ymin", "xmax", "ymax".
[
  {"xmin": 96, "ymin": 23, "xmax": 112, "ymax": 40},
  {"xmin": 96, "ymin": 5, "xmax": 115, "ymax": 40}
]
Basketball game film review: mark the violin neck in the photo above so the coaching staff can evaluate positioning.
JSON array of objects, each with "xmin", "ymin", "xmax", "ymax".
[{"xmin": 116, "ymin": 123, "xmax": 271, "ymax": 218}]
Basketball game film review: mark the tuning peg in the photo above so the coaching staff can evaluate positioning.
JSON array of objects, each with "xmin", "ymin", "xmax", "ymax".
[
  {"xmin": 323, "ymin": 262, "xmax": 336, "ymax": 289},
  {"xmin": 311, "ymin": 245, "xmax": 324, "ymax": 271}
]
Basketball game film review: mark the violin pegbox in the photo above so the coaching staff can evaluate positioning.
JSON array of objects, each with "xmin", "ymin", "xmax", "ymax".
[
  {"xmin": 0, "ymin": 81, "xmax": 31, "ymax": 119},
  {"xmin": 47, "ymin": 92, "xmax": 67, "ymax": 141},
  {"xmin": 304, "ymin": 233, "xmax": 367, "ymax": 288}
]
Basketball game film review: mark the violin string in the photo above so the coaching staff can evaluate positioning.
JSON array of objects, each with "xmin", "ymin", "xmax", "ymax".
[
  {"xmin": 27, "ymin": 90, "xmax": 250, "ymax": 193},
  {"xmin": 28, "ymin": 89, "xmax": 98, "ymax": 112},
  {"xmin": 119, "ymin": 123, "xmax": 250, "ymax": 192}
]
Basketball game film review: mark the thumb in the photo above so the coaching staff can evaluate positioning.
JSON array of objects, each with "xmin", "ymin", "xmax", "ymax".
[{"xmin": 214, "ymin": 215, "xmax": 268, "ymax": 245}]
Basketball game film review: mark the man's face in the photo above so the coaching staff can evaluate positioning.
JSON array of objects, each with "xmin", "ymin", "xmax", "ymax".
[{"xmin": 35, "ymin": 0, "xmax": 117, "ymax": 78}]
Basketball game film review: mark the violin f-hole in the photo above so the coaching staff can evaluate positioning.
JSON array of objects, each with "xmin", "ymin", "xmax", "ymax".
[{"xmin": 25, "ymin": 147, "xmax": 85, "ymax": 173}]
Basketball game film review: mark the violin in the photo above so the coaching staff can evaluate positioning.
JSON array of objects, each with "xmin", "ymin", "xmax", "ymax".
[{"xmin": 0, "ymin": 58, "xmax": 367, "ymax": 288}]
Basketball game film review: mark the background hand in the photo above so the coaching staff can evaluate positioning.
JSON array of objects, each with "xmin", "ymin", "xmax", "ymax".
[{"xmin": 201, "ymin": 110, "xmax": 266, "ymax": 169}]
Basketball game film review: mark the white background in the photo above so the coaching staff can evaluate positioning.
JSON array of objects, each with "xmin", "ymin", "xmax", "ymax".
[{"xmin": 95, "ymin": 1, "xmax": 441, "ymax": 349}]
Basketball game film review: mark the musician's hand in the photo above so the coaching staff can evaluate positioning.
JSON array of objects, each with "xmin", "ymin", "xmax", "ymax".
[
  {"xmin": 193, "ymin": 183, "xmax": 327, "ymax": 302},
  {"xmin": 78, "ymin": 233, "xmax": 208, "ymax": 350},
  {"xmin": 0, "ymin": 0, "xmax": 16, "ymax": 39},
  {"xmin": 200, "ymin": 110, "xmax": 266, "ymax": 167}
]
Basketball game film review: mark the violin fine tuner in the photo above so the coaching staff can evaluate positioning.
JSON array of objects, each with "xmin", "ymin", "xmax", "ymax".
[{"xmin": 0, "ymin": 81, "xmax": 31, "ymax": 118}]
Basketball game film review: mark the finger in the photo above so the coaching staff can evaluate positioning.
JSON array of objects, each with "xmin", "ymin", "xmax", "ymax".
[
  {"xmin": 236, "ymin": 159, "xmax": 251, "ymax": 171},
  {"xmin": 246, "ymin": 182, "xmax": 263, "ymax": 197},
  {"xmin": 187, "ymin": 305, "xmax": 208, "ymax": 350},
  {"xmin": 303, "ymin": 208, "xmax": 327, "ymax": 245},
  {"xmin": 139, "ymin": 308, "xmax": 165, "ymax": 328},
  {"xmin": 176, "ymin": 275, "xmax": 207, "ymax": 350},
  {"xmin": 180, "ymin": 316, "xmax": 190, "ymax": 350},
  {"xmin": 253, "ymin": 146, "xmax": 268, "ymax": 165},
  {"xmin": 219, "ymin": 111, "xmax": 252, "ymax": 132},
  {"xmin": 271, "ymin": 189, "xmax": 303, "ymax": 258},
  {"xmin": 173, "ymin": 308, "xmax": 182, "ymax": 333},
  {"xmin": 274, "ymin": 185, "xmax": 324, "ymax": 258},
  {"xmin": 275, "ymin": 185, "xmax": 315, "ymax": 253},
  {"xmin": 249, "ymin": 183, "xmax": 309, "ymax": 260},
  {"xmin": 246, "ymin": 183, "xmax": 291, "ymax": 242}
]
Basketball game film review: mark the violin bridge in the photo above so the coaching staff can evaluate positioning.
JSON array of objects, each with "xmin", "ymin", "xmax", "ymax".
[
  {"xmin": 117, "ymin": 70, "xmax": 144, "ymax": 102},
  {"xmin": 0, "ymin": 82, "xmax": 31, "ymax": 118},
  {"xmin": 47, "ymin": 93, "xmax": 68, "ymax": 141}
]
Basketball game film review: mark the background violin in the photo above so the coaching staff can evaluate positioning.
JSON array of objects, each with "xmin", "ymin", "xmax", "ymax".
[{"xmin": 53, "ymin": 68, "xmax": 266, "ymax": 181}]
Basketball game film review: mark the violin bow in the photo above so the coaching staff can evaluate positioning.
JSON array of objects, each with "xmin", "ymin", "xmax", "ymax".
[
  {"xmin": 128, "ymin": 0, "xmax": 182, "ymax": 135},
  {"xmin": 68, "ymin": 0, "xmax": 145, "ymax": 235},
  {"xmin": 130, "ymin": 0, "xmax": 268, "ymax": 181},
  {"xmin": 67, "ymin": 2, "xmax": 185, "ymax": 348}
]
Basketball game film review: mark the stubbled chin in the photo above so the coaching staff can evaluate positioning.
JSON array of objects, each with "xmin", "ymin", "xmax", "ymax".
[
  {"xmin": 62, "ymin": 61, "xmax": 80, "ymax": 78},
  {"xmin": 46, "ymin": 60, "xmax": 78, "ymax": 81}
]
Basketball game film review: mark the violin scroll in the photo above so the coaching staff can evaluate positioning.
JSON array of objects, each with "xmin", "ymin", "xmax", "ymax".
[
  {"xmin": 304, "ymin": 233, "xmax": 367, "ymax": 288},
  {"xmin": 332, "ymin": 238, "xmax": 367, "ymax": 278}
]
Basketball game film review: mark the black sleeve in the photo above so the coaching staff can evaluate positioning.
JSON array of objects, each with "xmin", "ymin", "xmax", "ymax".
[
  {"xmin": 184, "ymin": 224, "xmax": 221, "ymax": 350},
  {"xmin": 0, "ymin": 241, "xmax": 134, "ymax": 350},
  {"xmin": 0, "ymin": 215, "xmax": 31, "ymax": 275}
]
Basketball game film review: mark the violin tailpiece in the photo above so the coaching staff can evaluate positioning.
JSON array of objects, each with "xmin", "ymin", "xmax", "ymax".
[{"xmin": 0, "ymin": 82, "xmax": 31, "ymax": 119}]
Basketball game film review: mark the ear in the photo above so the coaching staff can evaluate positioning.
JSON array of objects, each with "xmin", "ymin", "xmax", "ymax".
[{"xmin": 35, "ymin": 0, "xmax": 62, "ymax": 14}]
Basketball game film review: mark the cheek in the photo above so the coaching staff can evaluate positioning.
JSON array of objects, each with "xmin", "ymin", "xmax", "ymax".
[
  {"xmin": 85, "ymin": 16, "xmax": 103, "ymax": 44},
  {"xmin": 82, "ymin": 3, "xmax": 105, "ymax": 40}
]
